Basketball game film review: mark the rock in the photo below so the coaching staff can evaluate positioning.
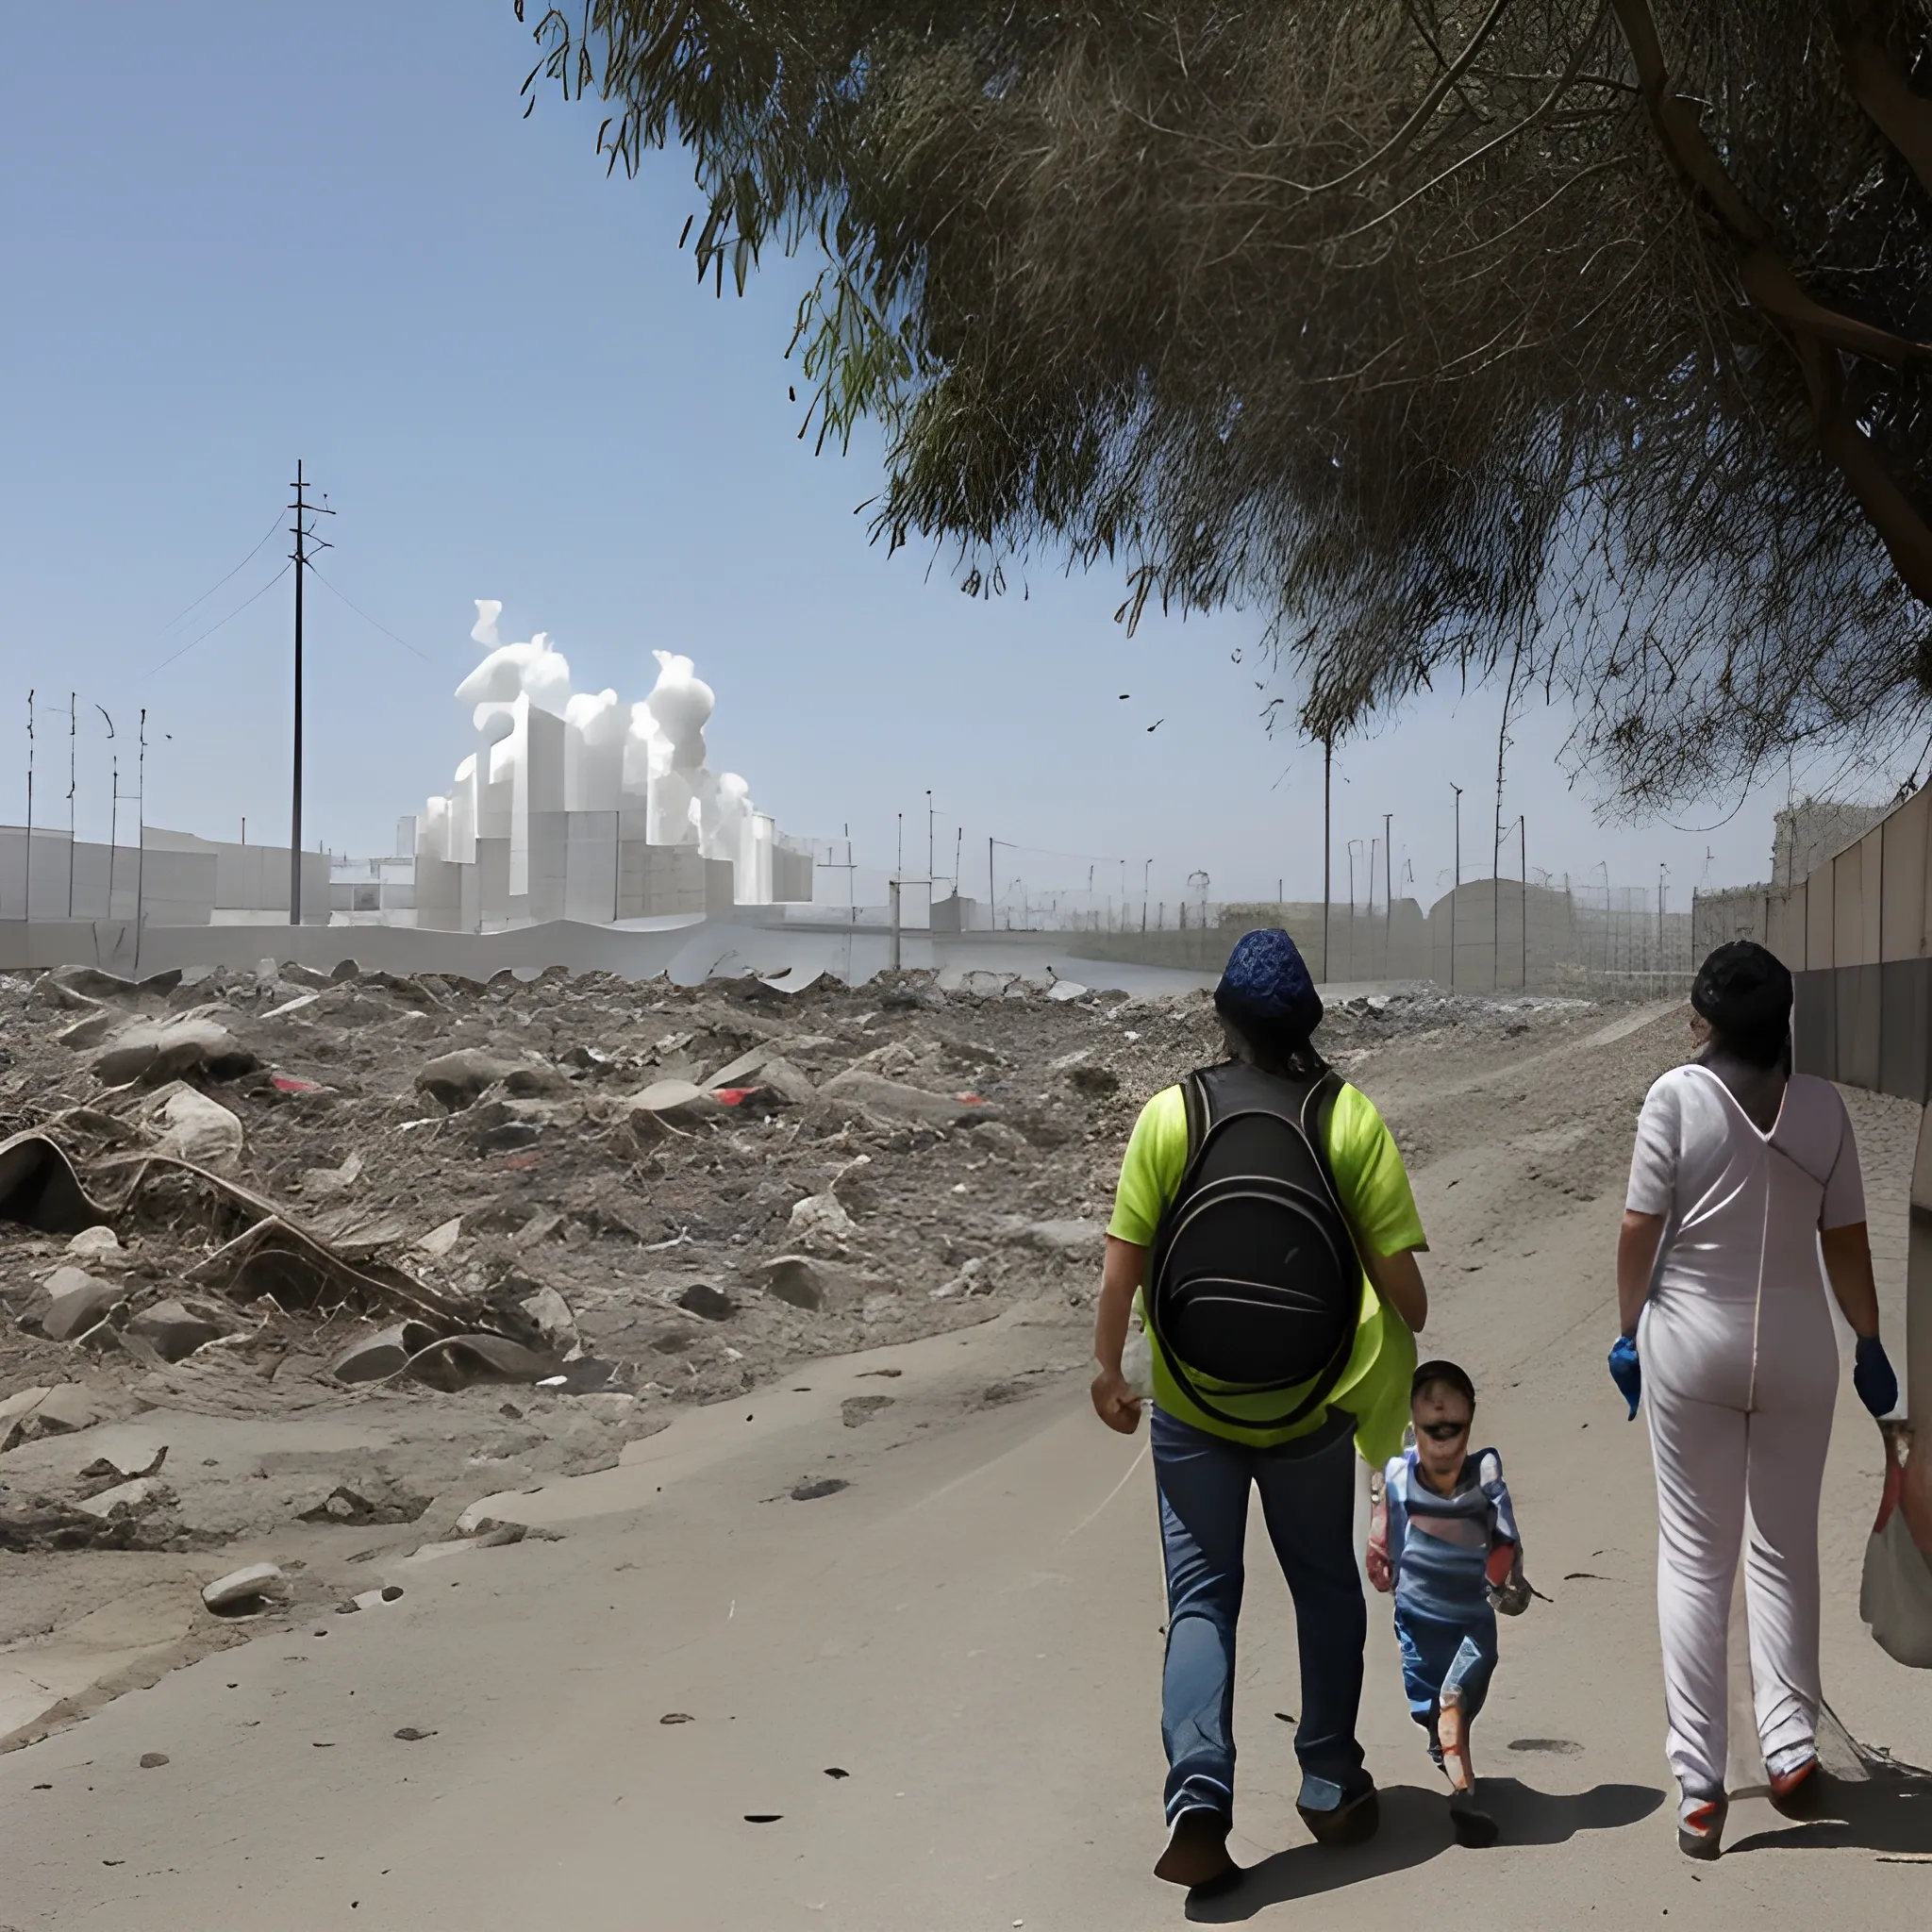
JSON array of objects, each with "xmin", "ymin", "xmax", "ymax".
[
  {"xmin": 416, "ymin": 1217, "xmax": 463, "ymax": 1258},
  {"xmin": 328, "ymin": 1320, "xmax": 439, "ymax": 1384},
  {"xmin": 475, "ymin": 1118, "xmax": 543, "ymax": 1154},
  {"xmin": 124, "ymin": 1299, "xmax": 227, "ymax": 1363},
  {"xmin": 300, "ymin": 1150, "xmax": 364, "ymax": 1197},
  {"xmin": 819, "ymin": 1069, "xmax": 988, "ymax": 1127},
  {"xmin": 788, "ymin": 1193, "xmax": 856, "ymax": 1250},
  {"xmin": 155, "ymin": 1087, "xmax": 246, "ymax": 1171},
  {"xmin": 500, "ymin": 1062, "xmax": 573, "ymax": 1099},
  {"xmin": 414, "ymin": 1049, "xmax": 522, "ymax": 1112},
  {"xmin": 18, "ymin": 1383, "xmax": 108, "ymax": 1436},
  {"xmin": 140, "ymin": 1752, "xmax": 171, "ymax": 1769},
  {"xmin": 64, "ymin": 1225, "xmax": 125, "ymax": 1265},
  {"xmin": 39, "ymin": 1269, "xmax": 125, "ymax": 1342},
  {"xmin": 92, "ymin": 1017, "xmax": 256, "ymax": 1088},
  {"xmin": 0, "ymin": 1386, "xmax": 54, "ymax": 1452},
  {"xmin": 675, "ymin": 1282, "xmax": 738, "ymax": 1322},
  {"xmin": 76, "ymin": 1477, "xmax": 169, "ymax": 1519},
  {"xmin": 841, "ymin": 1395, "xmax": 894, "ymax": 1427},
  {"xmin": 518, "ymin": 1286, "xmax": 579, "ymax": 1351},
  {"xmin": 751, "ymin": 1255, "xmax": 869, "ymax": 1314},
  {"xmin": 201, "ymin": 1562, "xmax": 291, "ymax": 1615},
  {"xmin": 51, "ymin": 966, "xmax": 144, "ymax": 1003},
  {"xmin": 1048, "ymin": 980, "xmax": 1090, "ymax": 1002},
  {"xmin": 745, "ymin": 1056, "xmax": 815, "ymax": 1106},
  {"xmin": 56, "ymin": 1008, "xmax": 117, "ymax": 1050}
]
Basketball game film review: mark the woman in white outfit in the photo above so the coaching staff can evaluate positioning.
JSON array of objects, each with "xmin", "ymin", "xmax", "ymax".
[{"xmin": 1614, "ymin": 941, "xmax": 1900, "ymax": 1859}]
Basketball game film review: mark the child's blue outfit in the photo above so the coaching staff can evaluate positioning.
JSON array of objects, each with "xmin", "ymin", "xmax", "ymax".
[{"xmin": 1381, "ymin": 1445, "xmax": 1522, "ymax": 1748}]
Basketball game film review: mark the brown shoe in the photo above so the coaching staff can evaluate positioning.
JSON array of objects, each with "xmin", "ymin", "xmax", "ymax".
[{"xmin": 1155, "ymin": 1807, "xmax": 1237, "ymax": 1889}]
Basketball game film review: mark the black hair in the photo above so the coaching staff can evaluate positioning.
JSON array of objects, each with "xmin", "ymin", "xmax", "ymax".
[
  {"xmin": 1220, "ymin": 1013, "xmax": 1328, "ymax": 1081},
  {"xmin": 1411, "ymin": 1358, "xmax": 1476, "ymax": 1413},
  {"xmin": 1691, "ymin": 941, "xmax": 1792, "ymax": 1072}
]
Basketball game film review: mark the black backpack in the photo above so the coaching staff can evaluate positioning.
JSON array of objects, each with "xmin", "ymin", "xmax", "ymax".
[{"xmin": 1147, "ymin": 1060, "xmax": 1362, "ymax": 1430}]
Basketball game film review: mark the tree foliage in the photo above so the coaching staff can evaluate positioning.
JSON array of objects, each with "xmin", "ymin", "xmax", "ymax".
[{"xmin": 519, "ymin": 2, "xmax": 1932, "ymax": 811}]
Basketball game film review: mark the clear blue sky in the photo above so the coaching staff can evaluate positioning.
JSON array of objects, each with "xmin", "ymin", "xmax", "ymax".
[{"xmin": 0, "ymin": 3, "xmax": 1860, "ymax": 915}]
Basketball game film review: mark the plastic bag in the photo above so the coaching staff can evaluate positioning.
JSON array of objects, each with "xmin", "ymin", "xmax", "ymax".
[
  {"xmin": 1121, "ymin": 1315, "xmax": 1155, "ymax": 1402},
  {"xmin": 1860, "ymin": 1423, "xmax": 1932, "ymax": 1670}
]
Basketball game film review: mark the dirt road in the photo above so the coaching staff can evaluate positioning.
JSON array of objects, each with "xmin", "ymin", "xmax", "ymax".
[{"xmin": 5, "ymin": 1002, "xmax": 1929, "ymax": 1928}]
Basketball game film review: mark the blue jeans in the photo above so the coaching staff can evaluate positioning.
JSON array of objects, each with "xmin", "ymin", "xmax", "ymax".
[{"xmin": 1152, "ymin": 1406, "xmax": 1369, "ymax": 1823}]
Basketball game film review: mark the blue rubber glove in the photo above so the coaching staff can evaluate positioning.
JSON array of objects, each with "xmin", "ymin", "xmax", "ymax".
[
  {"xmin": 1854, "ymin": 1335, "xmax": 1899, "ymax": 1419},
  {"xmin": 1608, "ymin": 1334, "xmax": 1641, "ymax": 1420}
]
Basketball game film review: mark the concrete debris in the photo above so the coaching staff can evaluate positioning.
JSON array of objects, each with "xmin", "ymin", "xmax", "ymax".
[
  {"xmin": 201, "ymin": 1562, "xmax": 291, "ymax": 1615},
  {"xmin": 154, "ymin": 1088, "xmax": 247, "ymax": 1172},
  {"xmin": 414, "ymin": 1050, "xmax": 524, "ymax": 1112},
  {"xmin": 518, "ymin": 1286, "xmax": 579, "ymax": 1352},
  {"xmin": 38, "ymin": 1270, "xmax": 126, "ymax": 1343},
  {"xmin": 76, "ymin": 1476, "xmax": 171, "ymax": 1520},
  {"xmin": 92, "ymin": 1016, "xmax": 256, "ymax": 1089},
  {"xmin": 1006, "ymin": 1218, "xmax": 1107, "ymax": 1259},
  {"xmin": 64, "ymin": 1225, "xmax": 126, "ymax": 1266},
  {"xmin": 301, "ymin": 1150, "xmax": 364, "ymax": 1198},
  {"xmin": 12, "ymin": 1384, "xmax": 109, "ymax": 1438},
  {"xmin": 123, "ymin": 1299, "xmax": 230, "ymax": 1363},
  {"xmin": 787, "ymin": 1191, "xmax": 855, "ymax": 1251},
  {"xmin": 416, "ymin": 1217, "xmax": 463, "ymax": 1258}
]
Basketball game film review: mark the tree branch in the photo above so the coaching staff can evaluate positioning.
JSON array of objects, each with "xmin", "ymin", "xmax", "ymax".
[{"xmin": 1832, "ymin": 1, "xmax": 1932, "ymax": 198}]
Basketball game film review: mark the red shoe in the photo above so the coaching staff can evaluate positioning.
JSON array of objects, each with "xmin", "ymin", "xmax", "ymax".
[
  {"xmin": 1677, "ymin": 1794, "xmax": 1725, "ymax": 1860},
  {"xmin": 1767, "ymin": 1755, "xmax": 1821, "ymax": 1818}
]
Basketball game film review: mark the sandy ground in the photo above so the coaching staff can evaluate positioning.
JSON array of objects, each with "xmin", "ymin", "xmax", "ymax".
[{"xmin": 4, "ymin": 999, "xmax": 1930, "ymax": 1928}]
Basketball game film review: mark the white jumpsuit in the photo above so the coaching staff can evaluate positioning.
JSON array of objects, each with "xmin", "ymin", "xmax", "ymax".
[{"xmin": 1626, "ymin": 1065, "xmax": 1865, "ymax": 1801}]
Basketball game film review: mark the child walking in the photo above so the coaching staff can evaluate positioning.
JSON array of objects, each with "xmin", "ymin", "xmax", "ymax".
[{"xmin": 1367, "ymin": 1359, "xmax": 1530, "ymax": 1846}]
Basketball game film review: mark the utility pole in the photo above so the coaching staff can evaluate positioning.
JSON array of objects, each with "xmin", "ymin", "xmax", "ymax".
[
  {"xmin": 1449, "ymin": 783, "xmax": 1462, "ymax": 991},
  {"xmin": 67, "ymin": 691, "xmax": 76, "ymax": 920},
  {"xmin": 925, "ymin": 790, "xmax": 934, "ymax": 899},
  {"xmin": 288, "ymin": 460, "xmax": 333, "ymax": 926},
  {"xmin": 136, "ymin": 709, "xmax": 148, "ymax": 953},
  {"xmin": 1142, "ymin": 858, "xmax": 1151, "ymax": 934},
  {"xmin": 1382, "ymin": 810, "xmax": 1392, "ymax": 978},
  {"xmin": 1518, "ymin": 815, "xmax": 1528, "ymax": 990},
  {"xmin": 988, "ymin": 836, "xmax": 996, "ymax": 928},
  {"xmin": 98, "ymin": 707, "xmax": 116, "ymax": 914},
  {"xmin": 23, "ymin": 691, "xmax": 33, "ymax": 924}
]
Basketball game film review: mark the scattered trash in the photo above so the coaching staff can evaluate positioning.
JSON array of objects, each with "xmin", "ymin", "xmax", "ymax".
[
  {"xmin": 823, "ymin": 1767, "xmax": 849, "ymax": 1779},
  {"xmin": 392, "ymin": 1727, "xmax": 436, "ymax": 1741},
  {"xmin": 659, "ymin": 1712, "xmax": 695, "ymax": 1725}
]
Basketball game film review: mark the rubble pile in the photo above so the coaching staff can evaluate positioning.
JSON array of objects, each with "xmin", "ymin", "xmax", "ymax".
[{"xmin": 0, "ymin": 959, "xmax": 1592, "ymax": 1563}]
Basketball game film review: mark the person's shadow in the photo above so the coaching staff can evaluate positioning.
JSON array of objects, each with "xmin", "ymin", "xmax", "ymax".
[
  {"xmin": 1725, "ymin": 1765, "xmax": 1932, "ymax": 1857},
  {"xmin": 1184, "ymin": 1780, "xmax": 1664, "ymax": 1922}
]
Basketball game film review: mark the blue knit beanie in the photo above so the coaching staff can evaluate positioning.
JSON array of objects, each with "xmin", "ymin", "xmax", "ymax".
[{"xmin": 1215, "ymin": 928, "xmax": 1324, "ymax": 1042}]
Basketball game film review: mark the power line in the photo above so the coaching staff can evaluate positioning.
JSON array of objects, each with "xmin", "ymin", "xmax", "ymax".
[
  {"xmin": 142, "ymin": 561, "xmax": 291, "ymax": 678},
  {"xmin": 307, "ymin": 567, "xmax": 434, "ymax": 664},
  {"xmin": 155, "ymin": 509, "xmax": 289, "ymax": 632}
]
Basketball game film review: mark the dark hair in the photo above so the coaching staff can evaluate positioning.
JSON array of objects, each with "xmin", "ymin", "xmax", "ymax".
[
  {"xmin": 1691, "ymin": 941, "xmax": 1792, "ymax": 1071},
  {"xmin": 1221, "ymin": 1012, "xmax": 1328, "ymax": 1081},
  {"xmin": 1411, "ymin": 1359, "xmax": 1476, "ymax": 1412}
]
